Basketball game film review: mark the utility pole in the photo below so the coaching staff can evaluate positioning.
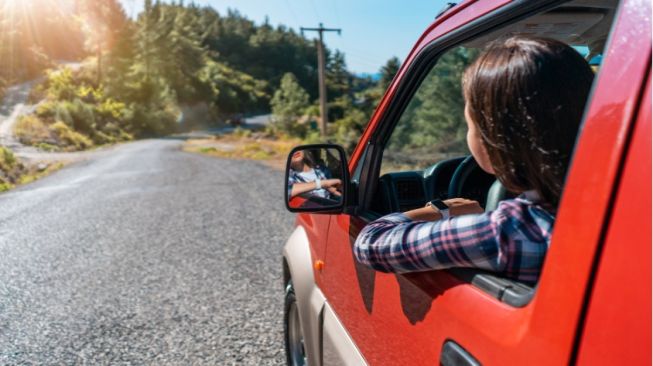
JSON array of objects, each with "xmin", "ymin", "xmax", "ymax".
[{"xmin": 301, "ymin": 23, "xmax": 341, "ymax": 137}]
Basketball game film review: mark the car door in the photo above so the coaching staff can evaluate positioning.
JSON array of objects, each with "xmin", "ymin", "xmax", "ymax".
[
  {"xmin": 575, "ymin": 72, "xmax": 651, "ymax": 366},
  {"xmin": 319, "ymin": 0, "xmax": 649, "ymax": 364}
]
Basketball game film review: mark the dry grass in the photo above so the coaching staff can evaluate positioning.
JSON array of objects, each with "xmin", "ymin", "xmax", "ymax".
[
  {"xmin": 184, "ymin": 134, "xmax": 302, "ymax": 170},
  {"xmin": 0, "ymin": 145, "xmax": 65, "ymax": 192},
  {"xmin": 15, "ymin": 115, "xmax": 94, "ymax": 152},
  {"xmin": 14, "ymin": 115, "xmax": 52, "ymax": 146}
]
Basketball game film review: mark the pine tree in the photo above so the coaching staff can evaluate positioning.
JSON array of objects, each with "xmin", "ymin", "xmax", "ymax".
[
  {"xmin": 387, "ymin": 47, "xmax": 479, "ymax": 154},
  {"xmin": 78, "ymin": 0, "xmax": 128, "ymax": 85},
  {"xmin": 327, "ymin": 50, "xmax": 350, "ymax": 99},
  {"xmin": 379, "ymin": 56, "xmax": 401, "ymax": 90},
  {"xmin": 271, "ymin": 73, "xmax": 310, "ymax": 136}
]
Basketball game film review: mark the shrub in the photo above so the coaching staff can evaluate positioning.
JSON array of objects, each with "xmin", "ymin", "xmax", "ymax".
[
  {"xmin": 50, "ymin": 121, "xmax": 93, "ymax": 150},
  {"xmin": 97, "ymin": 98, "xmax": 127, "ymax": 120},
  {"xmin": 55, "ymin": 101, "xmax": 75, "ymax": 127},
  {"xmin": 0, "ymin": 146, "xmax": 25, "ymax": 190},
  {"xmin": 125, "ymin": 103, "xmax": 178, "ymax": 138},
  {"xmin": 270, "ymin": 73, "xmax": 311, "ymax": 138},
  {"xmin": 45, "ymin": 68, "xmax": 76, "ymax": 101},
  {"xmin": 35, "ymin": 100, "xmax": 75, "ymax": 127},
  {"xmin": 233, "ymin": 127, "xmax": 252, "ymax": 138},
  {"xmin": 0, "ymin": 146, "xmax": 17, "ymax": 172},
  {"xmin": 68, "ymin": 98, "xmax": 96, "ymax": 135},
  {"xmin": 34, "ymin": 142, "xmax": 59, "ymax": 152},
  {"xmin": 14, "ymin": 115, "xmax": 53, "ymax": 145}
]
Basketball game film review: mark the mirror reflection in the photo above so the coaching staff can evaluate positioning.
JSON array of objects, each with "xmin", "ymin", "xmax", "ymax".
[{"xmin": 287, "ymin": 147, "xmax": 344, "ymax": 209}]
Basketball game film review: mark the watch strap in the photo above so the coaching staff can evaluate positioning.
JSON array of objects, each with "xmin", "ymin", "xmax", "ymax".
[{"xmin": 427, "ymin": 199, "xmax": 450, "ymax": 219}]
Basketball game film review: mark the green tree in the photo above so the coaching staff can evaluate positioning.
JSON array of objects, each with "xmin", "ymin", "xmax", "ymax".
[
  {"xmin": 78, "ymin": 0, "xmax": 128, "ymax": 85},
  {"xmin": 271, "ymin": 73, "xmax": 310, "ymax": 136},
  {"xmin": 200, "ymin": 60, "xmax": 268, "ymax": 117},
  {"xmin": 327, "ymin": 50, "xmax": 350, "ymax": 99},
  {"xmin": 379, "ymin": 56, "xmax": 401, "ymax": 90},
  {"xmin": 387, "ymin": 47, "xmax": 479, "ymax": 155},
  {"xmin": 157, "ymin": 5, "xmax": 208, "ymax": 103}
]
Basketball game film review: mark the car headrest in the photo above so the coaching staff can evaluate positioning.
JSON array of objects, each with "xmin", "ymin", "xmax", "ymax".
[{"xmin": 485, "ymin": 180, "xmax": 508, "ymax": 212}]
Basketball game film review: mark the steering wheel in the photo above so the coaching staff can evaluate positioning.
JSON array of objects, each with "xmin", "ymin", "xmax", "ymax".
[{"xmin": 447, "ymin": 156, "xmax": 498, "ymax": 209}]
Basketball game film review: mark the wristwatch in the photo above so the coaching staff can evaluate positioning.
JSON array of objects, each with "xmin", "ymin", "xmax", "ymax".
[{"xmin": 426, "ymin": 199, "xmax": 450, "ymax": 219}]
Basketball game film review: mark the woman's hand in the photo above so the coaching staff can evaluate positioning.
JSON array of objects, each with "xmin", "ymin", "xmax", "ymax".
[
  {"xmin": 323, "ymin": 179, "xmax": 343, "ymax": 197},
  {"xmin": 321, "ymin": 179, "xmax": 342, "ymax": 190},
  {"xmin": 443, "ymin": 198, "xmax": 484, "ymax": 216},
  {"xmin": 403, "ymin": 198, "xmax": 483, "ymax": 221}
]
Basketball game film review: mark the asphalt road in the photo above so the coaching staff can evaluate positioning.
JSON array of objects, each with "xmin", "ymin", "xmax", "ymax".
[{"xmin": 0, "ymin": 139, "xmax": 295, "ymax": 365}]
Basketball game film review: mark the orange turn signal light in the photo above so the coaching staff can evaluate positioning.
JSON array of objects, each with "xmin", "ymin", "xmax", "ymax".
[{"xmin": 314, "ymin": 260, "xmax": 325, "ymax": 271}]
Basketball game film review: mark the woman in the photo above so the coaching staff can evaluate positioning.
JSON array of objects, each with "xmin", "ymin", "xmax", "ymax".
[
  {"xmin": 354, "ymin": 36, "xmax": 594, "ymax": 285},
  {"xmin": 288, "ymin": 150, "xmax": 342, "ymax": 200}
]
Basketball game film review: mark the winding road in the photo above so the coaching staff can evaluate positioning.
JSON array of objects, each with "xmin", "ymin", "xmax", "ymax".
[{"xmin": 0, "ymin": 139, "xmax": 295, "ymax": 364}]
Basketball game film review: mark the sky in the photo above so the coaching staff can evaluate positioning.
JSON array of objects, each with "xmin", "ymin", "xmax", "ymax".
[{"xmin": 118, "ymin": 0, "xmax": 450, "ymax": 74}]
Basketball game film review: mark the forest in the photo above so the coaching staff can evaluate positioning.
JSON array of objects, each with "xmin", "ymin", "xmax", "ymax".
[{"xmin": 0, "ymin": 0, "xmax": 472, "ymax": 156}]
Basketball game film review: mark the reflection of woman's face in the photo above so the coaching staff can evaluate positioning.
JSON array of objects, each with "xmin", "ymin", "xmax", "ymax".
[{"xmin": 290, "ymin": 150, "xmax": 304, "ymax": 169}]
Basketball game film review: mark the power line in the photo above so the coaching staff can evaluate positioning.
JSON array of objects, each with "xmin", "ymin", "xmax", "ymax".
[
  {"xmin": 282, "ymin": 0, "xmax": 300, "ymax": 26},
  {"xmin": 308, "ymin": 0, "xmax": 321, "ymax": 23}
]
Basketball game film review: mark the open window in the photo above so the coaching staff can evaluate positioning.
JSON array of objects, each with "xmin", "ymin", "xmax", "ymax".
[{"xmin": 357, "ymin": 0, "xmax": 620, "ymax": 306}]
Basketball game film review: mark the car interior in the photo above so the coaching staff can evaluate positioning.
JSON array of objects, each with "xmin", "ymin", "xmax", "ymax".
[{"xmin": 365, "ymin": 0, "xmax": 620, "ymax": 306}]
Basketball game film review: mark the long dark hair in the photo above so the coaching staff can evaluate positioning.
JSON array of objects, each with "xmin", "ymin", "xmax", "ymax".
[{"xmin": 462, "ymin": 36, "xmax": 594, "ymax": 208}]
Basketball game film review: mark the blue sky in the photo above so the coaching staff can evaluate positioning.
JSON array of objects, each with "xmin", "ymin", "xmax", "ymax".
[{"xmin": 118, "ymin": 0, "xmax": 450, "ymax": 74}]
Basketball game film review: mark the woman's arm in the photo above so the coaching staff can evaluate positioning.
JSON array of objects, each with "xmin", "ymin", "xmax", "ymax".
[
  {"xmin": 354, "ymin": 199, "xmax": 551, "ymax": 284},
  {"xmin": 353, "ymin": 211, "xmax": 503, "ymax": 274},
  {"xmin": 289, "ymin": 179, "xmax": 342, "ymax": 198},
  {"xmin": 290, "ymin": 182, "xmax": 321, "ymax": 198},
  {"xmin": 403, "ymin": 198, "xmax": 484, "ymax": 221},
  {"xmin": 354, "ymin": 199, "xmax": 493, "ymax": 274}
]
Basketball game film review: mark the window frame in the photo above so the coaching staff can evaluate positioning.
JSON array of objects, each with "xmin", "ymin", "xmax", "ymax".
[
  {"xmin": 350, "ymin": 0, "xmax": 606, "ymax": 307},
  {"xmin": 354, "ymin": 0, "xmax": 571, "ymax": 222}
]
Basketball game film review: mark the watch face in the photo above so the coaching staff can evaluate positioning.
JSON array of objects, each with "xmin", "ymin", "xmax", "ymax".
[{"xmin": 431, "ymin": 199, "xmax": 449, "ymax": 210}]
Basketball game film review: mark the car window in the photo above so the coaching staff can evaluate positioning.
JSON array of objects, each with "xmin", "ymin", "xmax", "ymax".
[
  {"xmin": 361, "ymin": 0, "xmax": 621, "ymax": 308},
  {"xmin": 380, "ymin": 46, "xmax": 478, "ymax": 175}
]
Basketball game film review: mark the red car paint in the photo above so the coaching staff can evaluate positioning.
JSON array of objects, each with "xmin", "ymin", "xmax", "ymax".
[{"xmin": 293, "ymin": 0, "xmax": 651, "ymax": 364}]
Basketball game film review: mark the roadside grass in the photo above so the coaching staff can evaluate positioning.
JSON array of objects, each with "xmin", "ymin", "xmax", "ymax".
[
  {"xmin": 0, "ymin": 146, "xmax": 65, "ymax": 193},
  {"xmin": 15, "ymin": 115, "xmax": 95, "ymax": 152},
  {"xmin": 184, "ymin": 131, "xmax": 302, "ymax": 170},
  {"xmin": 17, "ymin": 162, "xmax": 64, "ymax": 186}
]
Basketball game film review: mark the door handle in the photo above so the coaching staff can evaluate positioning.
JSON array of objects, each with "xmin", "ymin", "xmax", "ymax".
[{"xmin": 440, "ymin": 340, "xmax": 480, "ymax": 366}]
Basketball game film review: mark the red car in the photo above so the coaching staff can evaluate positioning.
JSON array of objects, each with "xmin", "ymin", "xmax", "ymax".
[{"xmin": 282, "ymin": 0, "xmax": 651, "ymax": 364}]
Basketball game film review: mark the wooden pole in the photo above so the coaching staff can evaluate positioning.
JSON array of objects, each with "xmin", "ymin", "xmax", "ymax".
[{"xmin": 301, "ymin": 23, "xmax": 341, "ymax": 137}]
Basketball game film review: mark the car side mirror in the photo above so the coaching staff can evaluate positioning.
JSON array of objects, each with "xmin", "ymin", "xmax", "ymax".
[{"xmin": 284, "ymin": 144, "xmax": 350, "ymax": 213}]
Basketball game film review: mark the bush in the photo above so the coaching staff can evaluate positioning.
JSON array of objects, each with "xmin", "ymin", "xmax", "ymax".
[
  {"xmin": 125, "ymin": 103, "xmax": 178, "ymax": 138},
  {"xmin": 25, "ymin": 64, "xmax": 179, "ymax": 150},
  {"xmin": 0, "ymin": 146, "xmax": 25, "ymax": 190},
  {"xmin": 50, "ymin": 121, "xmax": 93, "ymax": 150},
  {"xmin": 45, "ymin": 68, "xmax": 76, "ymax": 101},
  {"xmin": 270, "ymin": 73, "xmax": 311, "ymax": 138},
  {"xmin": 0, "ymin": 146, "xmax": 17, "ymax": 172},
  {"xmin": 35, "ymin": 100, "xmax": 74, "ymax": 127},
  {"xmin": 15, "ymin": 115, "xmax": 53, "ymax": 145},
  {"xmin": 68, "ymin": 98, "xmax": 96, "ymax": 135}
]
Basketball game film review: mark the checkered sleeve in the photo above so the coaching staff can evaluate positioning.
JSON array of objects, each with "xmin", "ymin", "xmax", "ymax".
[
  {"xmin": 353, "ymin": 200, "xmax": 551, "ymax": 283},
  {"xmin": 287, "ymin": 171, "xmax": 298, "ymax": 198}
]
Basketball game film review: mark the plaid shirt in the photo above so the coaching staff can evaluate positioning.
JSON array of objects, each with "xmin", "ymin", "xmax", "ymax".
[
  {"xmin": 287, "ymin": 165, "xmax": 331, "ymax": 198},
  {"xmin": 353, "ymin": 194, "xmax": 554, "ymax": 285}
]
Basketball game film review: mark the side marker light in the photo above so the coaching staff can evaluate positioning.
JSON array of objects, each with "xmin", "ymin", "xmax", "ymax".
[{"xmin": 314, "ymin": 260, "xmax": 325, "ymax": 271}]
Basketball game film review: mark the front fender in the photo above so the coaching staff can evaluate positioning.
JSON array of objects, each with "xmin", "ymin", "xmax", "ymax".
[{"xmin": 283, "ymin": 225, "xmax": 326, "ymax": 366}]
